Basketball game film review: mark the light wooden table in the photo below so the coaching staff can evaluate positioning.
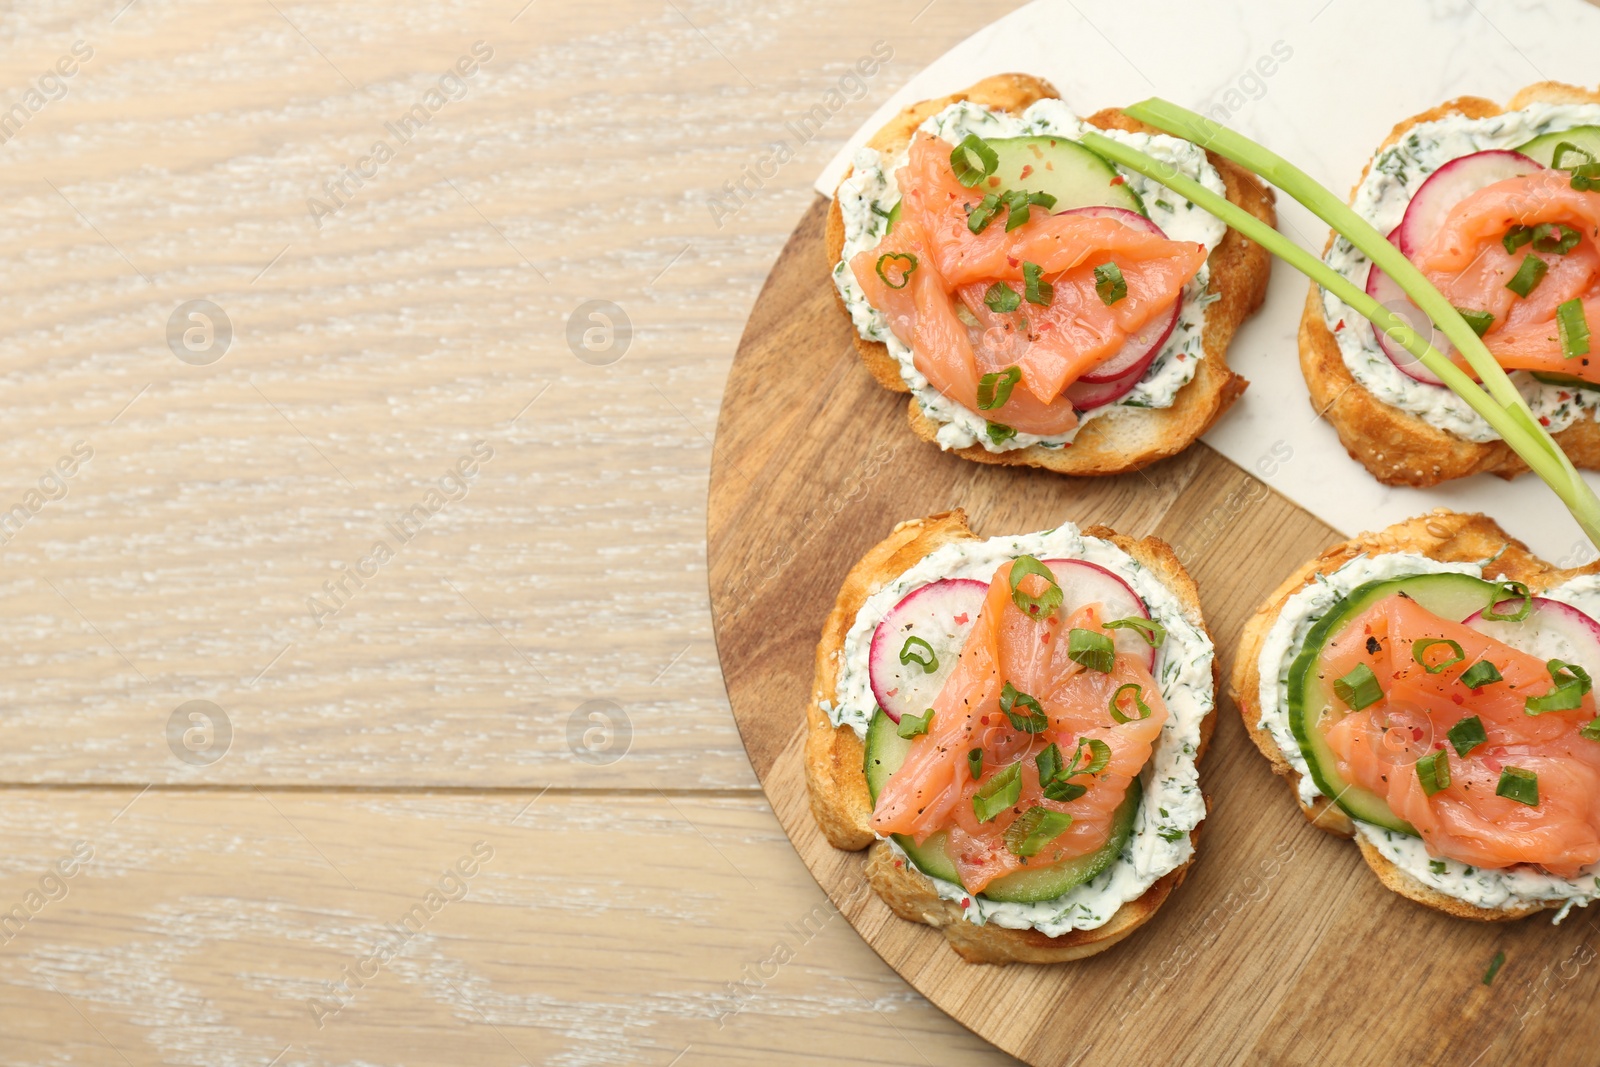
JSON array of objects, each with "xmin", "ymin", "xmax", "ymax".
[{"xmin": 0, "ymin": 1, "xmax": 1034, "ymax": 1063}]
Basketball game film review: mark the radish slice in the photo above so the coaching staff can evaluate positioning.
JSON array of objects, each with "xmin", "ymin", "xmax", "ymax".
[
  {"xmin": 868, "ymin": 578, "xmax": 987, "ymax": 723},
  {"xmin": 1462, "ymin": 596, "xmax": 1600, "ymax": 673},
  {"xmin": 1365, "ymin": 230, "xmax": 1452, "ymax": 387},
  {"xmin": 1058, "ymin": 206, "xmax": 1182, "ymax": 384},
  {"xmin": 1065, "ymin": 358, "xmax": 1150, "ymax": 410},
  {"xmin": 1041, "ymin": 558, "xmax": 1155, "ymax": 670},
  {"xmin": 1057, "ymin": 205, "xmax": 1164, "ymax": 236},
  {"xmin": 1394, "ymin": 149, "xmax": 1544, "ymax": 258},
  {"xmin": 866, "ymin": 559, "xmax": 1156, "ymax": 721},
  {"xmin": 1077, "ymin": 302, "xmax": 1179, "ymax": 385}
]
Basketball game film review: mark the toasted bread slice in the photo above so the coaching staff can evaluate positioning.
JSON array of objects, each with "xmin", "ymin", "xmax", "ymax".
[
  {"xmin": 806, "ymin": 510, "xmax": 1217, "ymax": 963},
  {"xmin": 1302, "ymin": 82, "xmax": 1600, "ymax": 487},
  {"xmin": 825, "ymin": 74, "xmax": 1275, "ymax": 477},
  {"xmin": 1231, "ymin": 509, "xmax": 1600, "ymax": 920}
]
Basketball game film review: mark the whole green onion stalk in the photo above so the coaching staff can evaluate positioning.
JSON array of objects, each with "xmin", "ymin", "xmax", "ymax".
[{"xmin": 1077, "ymin": 101, "xmax": 1600, "ymax": 553}]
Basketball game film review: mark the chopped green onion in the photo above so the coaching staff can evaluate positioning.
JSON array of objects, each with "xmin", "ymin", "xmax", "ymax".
[
  {"xmin": 984, "ymin": 282, "xmax": 1021, "ymax": 314},
  {"xmin": 1416, "ymin": 750, "xmax": 1451, "ymax": 796},
  {"xmin": 985, "ymin": 421, "xmax": 1016, "ymax": 445},
  {"xmin": 1448, "ymin": 714, "xmax": 1488, "ymax": 757},
  {"xmin": 1043, "ymin": 777, "xmax": 1087, "ymax": 802},
  {"xmin": 1412, "ymin": 638, "xmax": 1465, "ymax": 674},
  {"xmin": 1007, "ymin": 555, "xmax": 1063, "ymax": 620},
  {"xmin": 972, "ymin": 760, "xmax": 1022, "ymax": 822},
  {"xmin": 1525, "ymin": 659, "xmax": 1592, "ymax": 714},
  {"xmin": 1502, "ymin": 225, "xmax": 1534, "ymax": 255},
  {"xmin": 967, "ymin": 747, "xmax": 984, "ymax": 779},
  {"xmin": 1004, "ymin": 805, "xmax": 1074, "ymax": 858},
  {"xmin": 1558, "ymin": 658, "xmax": 1593, "ymax": 692},
  {"xmin": 985, "ymin": 189, "xmax": 1062, "ymax": 235},
  {"xmin": 1584, "ymin": 719, "xmax": 1600, "ymax": 743},
  {"xmin": 1333, "ymin": 663, "xmax": 1383, "ymax": 711},
  {"xmin": 1454, "ymin": 307, "xmax": 1494, "ymax": 337},
  {"xmin": 950, "ymin": 134, "xmax": 998, "ymax": 188},
  {"xmin": 977, "ymin": 366, "xmax": 1021, "ymax": 410},
  {"xmin": 1001, "ymin": 189, "xmax": 1034, "ymax": 232},
  {"xmin": 896, "ymin": 708, "xmax": 933, "ymax": 739},
  {"xmin": 999, "ymin": 681, "xmax": 1049, "ymax": 733},
  {"xmin": 1571, "ymin": 161, "xmax": 1600, "ymax": 192},
  {"xmin": 1044, "ymin": 737, "xmax": 1108, "ymax": 802},
  {"xmin": 1022, "ymin": 261, "xmax": 1053, "ymax": 306},
  {"xmin": 1459, "ymin": 661, "xmax": 1502, "ymax": 690},
  {"xmin": 1549, "ymin": 142, "xmax": 1600, "ymax": 190},
  {"xmin": 1506, "ymin": 254, "xmax": 1548, "ymax": 298},
  {"xmin": 1109, "ymin": 682, "xmax": 1151, "ymax": 724},
  {"xmin": 1078, "ymin": 106, "xmax": 1600, "ymax": 555},
  {"xmin": 1429, "ymin": 859, "xmax": 1447, "ymax": 875},
  {"xmin": 1483, "ymin": 950, "xmax": 1506, "ymax": 986},
  {"xmin": 1035, "ymin": 743, "xmax": 1061, "ymax": 784},
  {"xmin": 1534, "ymin": 222, "xmax": 1582, "ymax": 255},
  {"xmin": 966, "ymin": 193, "xmax": 1003, "ymax": 234},
  {"xmin": 1483, "ymin": 582, "xmax": 1532, "ymax": 622},
  {"xmin": 1495, "ymin": 766, "xmax": 1540, "ymax": 806},
  {"xmin": 1553, "ymin": 141, "xmax": 1596, "ymax": 171},
  {"xmin": 1559, "ymin": 298, "xmax": 1591, "ymax": 359},
  {"xmin": 1093, "ymin": 261, "xmax": 1127, "ymax": 305},
  {"xmin": 875, "ymin": 252, "xmax": 918, "ymax": 290},
  {"xmin": 1104, "ymin": 616, "xmax": 1166, "ymax": 647},
  {"xmin": 1069, "ymin": 737, "xmax": 1112, "ymax": 778},
  {"xmin": 1068, "ymin": 628, "xmax": 1115, "ymax": 673},
  {"xmin": 898, "ymin": 635, "xmax": 938, "ymax": 674}
]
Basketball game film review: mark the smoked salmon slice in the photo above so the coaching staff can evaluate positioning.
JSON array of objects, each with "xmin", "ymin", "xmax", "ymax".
[
  {"xmin": 1317, "ymin": 593, "xmax": 1600, "ymax": 876},
  {"xmin": 850, "ymin": 134, "xmax": 1206, "ymax": 424},
  {"xmin": 870, "ymin": 562, "xmax": 1166, "ymax": 894},
  {"xmin": 1416, "ymin": 170, "xmax": 1600, "ymax": 383}
]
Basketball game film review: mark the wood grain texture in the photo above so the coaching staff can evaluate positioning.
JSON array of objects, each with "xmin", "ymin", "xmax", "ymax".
[
  {"xmin": 0, "ymin": 789, "xmax": 1015, "ymax": 1066},
  {"xmin": 0, "ymin": 0, "xmax": 1039, "ymax": 1061},
  {"xmin": 708, "ymin": 196, "xmax": 1600, "ymax": 1065}
]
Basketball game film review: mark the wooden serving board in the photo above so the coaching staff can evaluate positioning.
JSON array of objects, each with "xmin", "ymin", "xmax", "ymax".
[{"xmin": 707, "ymin": 198, "xmax": 1600, "ymax": 1067}]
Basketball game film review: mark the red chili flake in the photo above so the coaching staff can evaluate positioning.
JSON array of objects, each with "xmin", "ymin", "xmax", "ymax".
[
  {"xmin": 1561, "ymin": 391, "xmax": 1573, "ymax": 401},
  {"xmin": 1020, "ymin": 164, "xmax": 1034, "ymax": 179},
  {"xmin": 954, "ymin": 613, "xmax": 969, "ymax": 625},
  {"xmin": 962, "ymin": 898, "xmax": 971, "ymax": 908},
  {"xmin": 987, "ymin": 176, "xmax": 1001, "ymax": 189},
  {"xmin": 1451, "ymin": 693, "xmax": 1463, "ymax": 705},
  {"xmin": 1336, "ymin": 319, "xmax": 1346, "ymax": 331},
  {"xmin": 1007, "ymin": 256, "xmax": 1019, "ymax": 268},
  {"xmin": 1435, "ymin": 741, "xmax": 1445, "ymax": 750},
  {"xmin": 887, "ymin": 688, "xmax": 899, "ymax": 697},
  {"xmin": 1413, "ymin": 727, "xmax": 1424, "ymax": 741},
  {"xmin": 1541, "ymin": 415, "xmax": 1552, "ymax": 427},
  {"xmin": 1041, "ymin": 632, "xmax": 1050, "ymax": 644},
  {"xmin": 894, "ymin": 859, "xmax": 903, "ymax": 869},
  {"xmin": 980, "ymin": 715, "xmax": 990, "ymax": 725},
  {"xmin": 1110, "ymin": 175, "xmax": 1126, "ymax": 186}
]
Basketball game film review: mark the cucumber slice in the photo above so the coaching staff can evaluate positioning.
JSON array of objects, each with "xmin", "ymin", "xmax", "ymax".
[
  {"xmin": 1513, "ymin": 125, "xmax": 1600, "ymax": 168},
  {"xmin": 883, "ymin": 199, "xmax": 901, "ymax": 234},
  {"xmin": 988, "ymin": 136, "xmax": 1145, "ymax": 216},
  {"xmin": 1532, "ymin": 370, "xmax": 1600, "ymax": 391},
  {"xmin": 1285, "ymin": 572, "xmax": 1504, "ymax": 833},
  {"xmin": 863, "ymin": 707, "xmax": 1142, "ymax": 903},
  {"xmin": 881, "ymin": 136, "xmax": 1145, "ymax": 237},
  {"xmin": 864, "ymin": 706, "xmax": 912, "ymax": 799}
]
